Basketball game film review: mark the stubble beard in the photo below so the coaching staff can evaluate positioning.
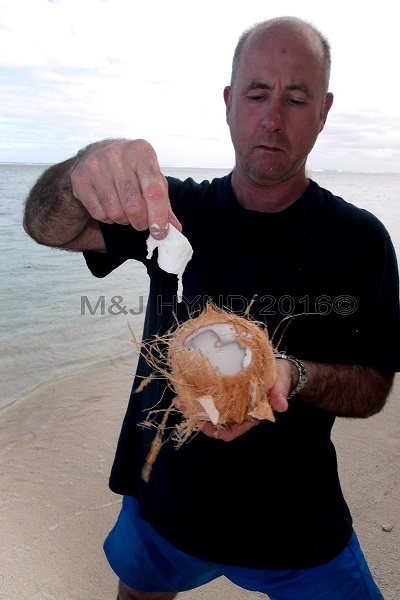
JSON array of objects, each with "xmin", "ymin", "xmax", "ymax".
[{"xmin": 235, "ymin": 149, "xmax": 299, "ymax": 188}]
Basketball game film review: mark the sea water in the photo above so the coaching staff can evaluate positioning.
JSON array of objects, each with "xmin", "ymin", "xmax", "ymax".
[{"xmin": 0, "ymin": 164, "xmax": 399, "ymax": 409}]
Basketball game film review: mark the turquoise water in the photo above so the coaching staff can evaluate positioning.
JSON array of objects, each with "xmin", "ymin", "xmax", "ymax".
[{"xmin": 1, "ymin": 164, "xmax": 399, "ymax": 409}]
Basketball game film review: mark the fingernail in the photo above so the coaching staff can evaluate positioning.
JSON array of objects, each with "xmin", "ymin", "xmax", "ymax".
[{"xmin": 150, "ymin": 222, "xmax": 169, "ymax": 238}]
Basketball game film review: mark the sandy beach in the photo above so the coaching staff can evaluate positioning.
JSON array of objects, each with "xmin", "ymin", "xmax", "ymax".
[{"xmin": 0, "ymin": 359, "xmax": 399, "ymax": 600}]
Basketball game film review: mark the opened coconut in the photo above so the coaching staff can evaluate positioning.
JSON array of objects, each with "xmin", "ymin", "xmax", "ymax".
[
  {"xmin": 168, "ymin": 303, "xmax": 276, "ymax": 427},
  {"xmin": 135, "ymin": 302, "xmax": 277, "ymax": 481}
]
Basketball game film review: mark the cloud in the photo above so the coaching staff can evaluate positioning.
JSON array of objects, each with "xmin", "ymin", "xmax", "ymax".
[
  {"xmin": 0, "ymin": 0, "xmax": 399, "ymax": 170},
  {"xmin": 0, "ymin": 0, "xmax": 132, "ymax": 70}
]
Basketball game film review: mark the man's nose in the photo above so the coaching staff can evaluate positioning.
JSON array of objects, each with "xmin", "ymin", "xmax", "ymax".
[{"xmin": 261, "ymin": 98, "xmax": 284, "ymax": 131}]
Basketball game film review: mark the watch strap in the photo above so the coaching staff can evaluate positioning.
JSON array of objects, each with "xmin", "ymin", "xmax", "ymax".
[{"xmin": 275, "ymin": 353, "xmax": 308, "ymax": 398}]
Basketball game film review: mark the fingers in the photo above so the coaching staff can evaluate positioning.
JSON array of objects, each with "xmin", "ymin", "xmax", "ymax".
[
  {"xmin": 267, "ymin": 358, "xmax": 293, "ymax": 413},
  {"xmin": 268, "ymin": 388, "xmax": 289, "ymax": 413},
  {"xmin": 130, "ymin": 144, "xmax": 170, "ymax": 237},
  {"xmin": 71, "ymin": 139, "xmax": 181, "ymax": 238},
  {"xmin": 201, "ymin": 419, "xmax": 260, "ymax": 442}
]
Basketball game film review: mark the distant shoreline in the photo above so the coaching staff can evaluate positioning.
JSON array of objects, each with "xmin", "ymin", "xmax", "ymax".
[{"xmin": 1, "ymin": 162, "xmax": 400, "ymax": 175}]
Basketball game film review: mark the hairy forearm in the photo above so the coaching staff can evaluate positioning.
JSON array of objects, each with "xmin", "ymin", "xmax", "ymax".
[
  {"xmin": 299, "ymin": 362, "xmax": 394, "ymax": 418},
  {"xmin": 23, "ymin": 155, "xmax": 91, "ymax": 247}
]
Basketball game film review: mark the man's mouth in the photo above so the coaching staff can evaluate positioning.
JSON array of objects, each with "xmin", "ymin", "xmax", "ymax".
[{"xmin": 256, "ymin": 145, "xmax": 283, "ymax": 153}]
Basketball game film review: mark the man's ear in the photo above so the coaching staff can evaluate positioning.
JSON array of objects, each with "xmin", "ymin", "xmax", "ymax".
[
  {"xmin": 223, "ymin": 86, "xmax": 231, "ymax": 123},
  {"xmin": 320, "ymin": 92, "xmax": 334, "ymax": 132}
]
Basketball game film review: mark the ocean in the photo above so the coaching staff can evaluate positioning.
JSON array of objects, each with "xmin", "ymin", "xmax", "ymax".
[{"xmin": 1, "ymin": 164, "xmax": 399, "ymax": 410}]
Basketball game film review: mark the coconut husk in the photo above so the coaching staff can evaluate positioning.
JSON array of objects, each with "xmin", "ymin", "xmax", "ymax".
[
  {"xmin": 168, "ymin": 303, "xmax": 276, "ymax": 425},
  {"xmin": 134, "ymin": 302, "xmax": 277, "ymax": 481}
]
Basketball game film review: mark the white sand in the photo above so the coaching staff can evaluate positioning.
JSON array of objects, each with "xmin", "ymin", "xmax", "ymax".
[{"xmin": 0, "ymin": 360, "xmax": 399, "ymax": 599}]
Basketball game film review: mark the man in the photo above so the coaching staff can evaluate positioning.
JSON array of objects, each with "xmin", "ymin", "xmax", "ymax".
[{"xmin": 24, "ymin": 16, "xmax": 400, "ymax": 600}]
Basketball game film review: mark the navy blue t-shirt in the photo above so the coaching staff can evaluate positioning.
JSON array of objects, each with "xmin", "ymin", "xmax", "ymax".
[{"xmin": 84, "ymin": 175, "xmax": 400, "ymax": 569}]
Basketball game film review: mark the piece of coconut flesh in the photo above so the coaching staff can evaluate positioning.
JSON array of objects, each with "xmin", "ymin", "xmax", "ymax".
[
  {"xmin": 146, "ymin": 224, "xmax": 193, "ymax": 302},
  {"xmin": 185, "ymin": 323, "xmax": 252, "ymax": 424},
  {"xmin": 196, "ymin": 395, "xmax": 220, "ymax": 425},
  {"xmin": 185, "ymin": 323, "xmax": 252, "ymax": 375}
]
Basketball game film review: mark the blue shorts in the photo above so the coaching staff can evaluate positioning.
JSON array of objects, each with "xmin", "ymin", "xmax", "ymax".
[{"xmin": 104, "ymin": 496, "xmax": 383, "ymax": 599}]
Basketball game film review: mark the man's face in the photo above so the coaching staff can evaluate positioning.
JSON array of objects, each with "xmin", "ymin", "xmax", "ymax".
[{"xmin": 225, "ymin": 27, "xmax": 333, "ymax": 187}]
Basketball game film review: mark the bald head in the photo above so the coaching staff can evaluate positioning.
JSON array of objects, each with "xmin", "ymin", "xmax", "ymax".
[{"xmin": 231, "ymin": 17, "xmax": 331, "ymax": 94}]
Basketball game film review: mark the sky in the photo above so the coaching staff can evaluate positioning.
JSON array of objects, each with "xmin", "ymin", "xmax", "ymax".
[{"xmin": 1, "ymin": 0, "xmax": 399, "ymax": 172}]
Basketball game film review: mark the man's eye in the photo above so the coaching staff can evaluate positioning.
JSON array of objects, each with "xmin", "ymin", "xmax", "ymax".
[
  {"xmin": 288, "ymin": 98, "xmax": 306, "ymax": 106},
  {"xmin": 248, "ymin": 95, "xmax": 264, "ymax": 102}
]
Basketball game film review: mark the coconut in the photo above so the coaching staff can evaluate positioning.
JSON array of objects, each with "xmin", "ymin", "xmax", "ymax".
[
  {"xmin": 134, "ymin": 302, "xmax": 277, "ymax": 481},
  {"xmin": 168, "ymin": 303, "xmax": 277, "ymax": 427}
]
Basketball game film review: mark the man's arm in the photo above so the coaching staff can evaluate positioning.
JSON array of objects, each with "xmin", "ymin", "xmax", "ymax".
[
  {"xmin": 23, "ymin": 138, "xmax": 180, "ymax": 252},
  {"xmin": 23, "ymin": 155, "xmax": 105, "ymax": 251},
  {"xmin": 299, "ymin": 361, "xmax": 394, "ymax": 418},
  {"xmin": 268, "ymin": 358, "xmax": 393, "ymax": 419},
  {"xmin": 202, "ymin": 361, "xmax": 394, "ymax": 441}
]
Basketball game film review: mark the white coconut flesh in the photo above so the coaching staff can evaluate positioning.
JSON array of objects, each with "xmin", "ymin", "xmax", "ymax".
[
  {"xmin": 196, "ymin": 395, "xmax": 220, "ymax": 425},
  {"xmin": 184, "ymin": 323, "xmax": 252, "ymax": 375},
  {"xmin": 184, "ymin": 323, "xmax": 253, "ymax": 424},
  {"xmin": 146, "ymin": 224, "xmax": 193, "ymax": 301}
]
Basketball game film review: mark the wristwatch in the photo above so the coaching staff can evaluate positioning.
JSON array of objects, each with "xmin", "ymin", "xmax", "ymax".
[{"xmin": 275, "ymin": 353, "xmax": 308, "ymax": 398}]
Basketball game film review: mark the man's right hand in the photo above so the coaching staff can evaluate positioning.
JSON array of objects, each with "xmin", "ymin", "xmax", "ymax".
[
  {"xmin": 24, "ymin": 138, "xmax": 182, "ymax": 251},
  {"xmin": 71, "ymin": 138, "xmax": 181, "ymax": 240}
]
